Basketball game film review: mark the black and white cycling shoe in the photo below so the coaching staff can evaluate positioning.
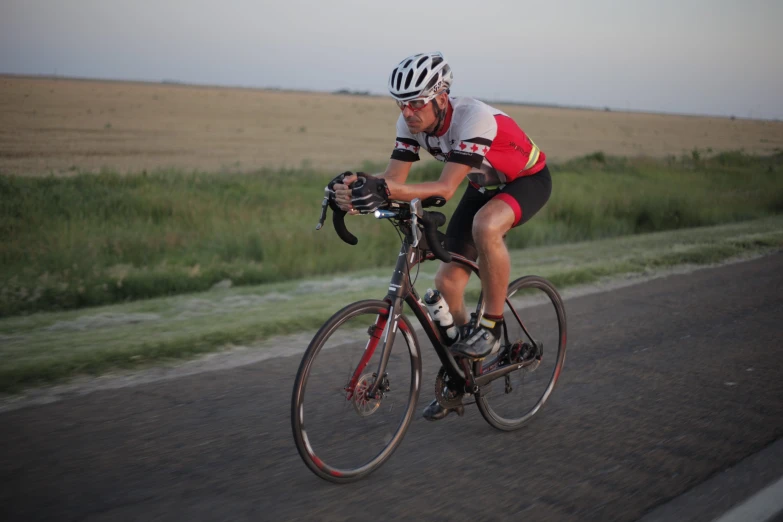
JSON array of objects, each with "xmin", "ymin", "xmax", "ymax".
[{"xmin": 450, "ymin": 318, "xmax": 502, "ymax": 359}]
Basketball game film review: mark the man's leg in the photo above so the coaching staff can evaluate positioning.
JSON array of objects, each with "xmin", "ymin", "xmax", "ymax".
[
  {"xmin": 423, "ymin": 185, "xmax": 488, "ymax": 421},
  {"xmin": 434, "ymin": 262, "xmax": 472, "ymax": 327},
  {"xmin": 449, "ymin": 199, "xmax": 515, "ymax": 359},
  {"xmin": 435, "ymin": 197, "xmax": 514, "ymax": 327},
  {"xmin": 472, "ymin": 199, "xmax": 516, "ymax": 316},
  {"xmin": 438, "ymin": 185, "xmax": 487, "ymax": 327},
  {"xmin": 424, "ymin": 199, "xmax": 515, "ymax": 420},
  {"xmin": 423, "ymin": 240, "xmax": 474, "ymax": 422},
  {"xmin": 425, "ymin": 170, "xmax": 551, "ymax": 418}
]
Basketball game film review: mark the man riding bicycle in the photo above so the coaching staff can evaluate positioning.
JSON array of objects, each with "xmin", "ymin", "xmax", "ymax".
[{"xmin": 333, "ymin": 51, "xmax": 552, "ymax": 421}]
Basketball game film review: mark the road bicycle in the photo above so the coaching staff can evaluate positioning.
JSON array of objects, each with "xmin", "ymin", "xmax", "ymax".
[{"xmin": 291, "ymin": 187, "xmax": 567, "ymax": 483}]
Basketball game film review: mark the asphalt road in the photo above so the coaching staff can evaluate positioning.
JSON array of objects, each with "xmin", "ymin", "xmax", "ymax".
[{"xmin": 2, "ymin": 254, "xmax": 782, "ymax": 522}]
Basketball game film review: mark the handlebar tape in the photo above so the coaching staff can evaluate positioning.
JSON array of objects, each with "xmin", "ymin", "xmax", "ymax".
[
  {"xmin": 421, "ymin": 211, "xmax": 452, "ymax": 263},
  {"xmin": 332, "ymin": 208, "xmax": 359, "ymax": 245}
]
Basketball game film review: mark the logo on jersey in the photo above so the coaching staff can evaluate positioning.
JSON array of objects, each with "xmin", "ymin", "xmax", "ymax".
[
  {"xmin": 454, "ymin": 140, "xmax": 489, "ymax": 157},
  {"xmin": 394, "ymin": 141, "xmax": 420, "ymax": 155}
]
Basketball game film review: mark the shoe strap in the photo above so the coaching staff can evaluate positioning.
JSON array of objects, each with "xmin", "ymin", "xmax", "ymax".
[{"xmin": 479, "ymin": 317, "xmax": 496, "ymax": 329}]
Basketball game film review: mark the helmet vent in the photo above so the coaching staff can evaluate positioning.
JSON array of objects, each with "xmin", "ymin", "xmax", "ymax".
[
  {"xmin": 404, "ymin": 59, "xmax": 413, "ymax": 68},
  {"xmin": 431, "ymin": 56, "xmax": 443, "ymax": 67},
  {"xmin": 425, "ymin": 74, "xmax": 440, "ymax": 91},
  {"xmin": 396, "ymin": 72, "xmax": 403, "ymax": 91},
  {"xmin": 417, "ymin": 56, "xmax": 428, "ymax": 67},
  {"xmin": 416, "ymin": 69, "xmax": 428, "ymax": 88},
  {"xmin": 404, "ymin": 69, "xmax": 414, "ymax": 89}
]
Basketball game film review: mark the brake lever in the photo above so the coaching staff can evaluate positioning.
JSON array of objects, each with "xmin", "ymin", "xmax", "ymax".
[{"xmin": 315, "ymin": 189, "xmax": 330, "ymax": 230}]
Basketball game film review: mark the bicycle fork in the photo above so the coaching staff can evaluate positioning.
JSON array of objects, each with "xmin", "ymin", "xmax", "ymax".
[
  {"xmin": 345, "ymin": 296, "xmax": 415, "ymax": 401},
  {"xmin": 344, "ymin": 309, "xmax": 389, "ymax": 400}
]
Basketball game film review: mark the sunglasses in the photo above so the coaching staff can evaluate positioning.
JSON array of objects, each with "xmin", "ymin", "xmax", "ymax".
[{"xmin": 395, "ymin": 90, "xmax": 444, "ymax": 112}]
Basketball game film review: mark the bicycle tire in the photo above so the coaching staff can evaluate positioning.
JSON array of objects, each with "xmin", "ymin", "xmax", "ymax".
[
  {"xmin": 475, "ymin": 276, "xmax": 567, "ymax": 431},
  {"xmin": 291, "ymin": 299, "xmax": 422, "ymax": 483}
]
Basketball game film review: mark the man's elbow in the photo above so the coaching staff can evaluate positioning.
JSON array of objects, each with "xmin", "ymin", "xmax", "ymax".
[{"xmin": 441, "ymin": 184, "xmax": 461, "ymax": 201}]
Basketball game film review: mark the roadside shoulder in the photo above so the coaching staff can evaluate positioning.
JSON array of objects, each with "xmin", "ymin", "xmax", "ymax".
[{"xmin": 637, "ymin": 438, "xmax": 783, "ymax": 522}]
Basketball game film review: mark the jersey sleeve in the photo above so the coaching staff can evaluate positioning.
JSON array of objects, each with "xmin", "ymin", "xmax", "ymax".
[
  {"xmin": 390, "ymin": 114, "xmax": 421, "ymax": 162},
  {"xmin": 447, "ymin": 108, "xmax": 497, "ymax": 169}
]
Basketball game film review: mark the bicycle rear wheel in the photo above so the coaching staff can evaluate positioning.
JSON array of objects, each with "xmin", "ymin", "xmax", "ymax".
[
  {"xmin": 291, "ymin": 300, "xmax": 421, "ymax": 483},
  {"xmin": 476, "ymin": 276, "xmax": 567, "ymax": 431}
]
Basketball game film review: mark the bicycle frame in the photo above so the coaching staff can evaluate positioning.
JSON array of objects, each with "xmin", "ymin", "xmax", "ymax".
[{"xmin": 351, "ymin": 230, "xmax": 544, "ymax": 401}]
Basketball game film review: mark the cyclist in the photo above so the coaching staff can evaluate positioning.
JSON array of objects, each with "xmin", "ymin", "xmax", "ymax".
[{"xmin": 333, "ymin": 51, "xmax": 552, "ymax": 421}]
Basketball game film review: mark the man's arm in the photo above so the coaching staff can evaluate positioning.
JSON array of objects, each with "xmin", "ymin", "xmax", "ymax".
[
  {"xmin": 385, "ymin": 162, "xmax": 470, "ymax": 202},
  {"xmin": 334, "ymin": 161, "xmax": 469, "ymax": 212},
  {"xmin": 379, "ymin": 159, "xmax": 414, "ymax": 184}
]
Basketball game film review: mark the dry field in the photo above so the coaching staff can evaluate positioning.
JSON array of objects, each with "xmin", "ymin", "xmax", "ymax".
[{"xmin": 1, "ymin": 75, "xmax": 782, "ymax": 176}]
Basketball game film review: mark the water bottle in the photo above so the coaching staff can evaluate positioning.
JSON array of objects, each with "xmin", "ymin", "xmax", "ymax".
[{"xmin": 424, "ymin": 289, "xmax": 459, "ymax": 345}]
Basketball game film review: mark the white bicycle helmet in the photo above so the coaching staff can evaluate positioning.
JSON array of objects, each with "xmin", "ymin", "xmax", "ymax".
[{"xmin": 388, "ymin": 52, "xmax": 453, "ymax": 101}]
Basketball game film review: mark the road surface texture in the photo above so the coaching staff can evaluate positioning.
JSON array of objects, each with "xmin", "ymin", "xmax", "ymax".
[{"xmin": 2, "ymin": 253, "xmax": 782, "ymax": 521}]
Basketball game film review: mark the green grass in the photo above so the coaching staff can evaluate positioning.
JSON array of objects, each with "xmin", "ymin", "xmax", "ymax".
[
  {"xmin": 1, "ymin": 150, "xmax": 782, "ymax": 317},
  {"xmin": 1, "ymin": 215, "xmax": 781, "ymax": 393}
]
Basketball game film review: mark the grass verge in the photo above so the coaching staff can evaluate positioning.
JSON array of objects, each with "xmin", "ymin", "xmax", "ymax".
[
  {"xmin": 1, "ymin": 215, "xmax": 781, "ymax": 393},
  {"xmin": 2, "ymin": 150, "xmax": 782, "ymax": 316}
]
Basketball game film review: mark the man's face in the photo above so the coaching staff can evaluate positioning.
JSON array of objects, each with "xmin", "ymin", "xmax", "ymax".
[{"xmin": 400, "ymin": 92, "xmax": 447, "ymax": 134}]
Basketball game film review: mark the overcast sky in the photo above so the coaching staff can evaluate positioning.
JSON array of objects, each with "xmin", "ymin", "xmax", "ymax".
[{"xmin": 2, "ymin": 0, "xmax": 782, "ymax": 119}]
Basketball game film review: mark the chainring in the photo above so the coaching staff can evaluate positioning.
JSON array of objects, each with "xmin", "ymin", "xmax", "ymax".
[
  {"xmin": 352, "ymin": 373, "xmax": 382, "ymax": 417},
  {"xmin": 434, "ymin": 366, "xmax": 465, "ymax": 409}
]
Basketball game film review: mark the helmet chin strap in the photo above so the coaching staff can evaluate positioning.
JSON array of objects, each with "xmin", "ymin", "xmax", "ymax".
[{"xmin": 425, "ymin": 96, "xmax": 448, "ymax": 136}]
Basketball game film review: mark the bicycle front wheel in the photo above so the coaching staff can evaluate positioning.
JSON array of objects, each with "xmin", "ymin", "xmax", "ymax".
[
  {"xmin": 476, "ymin": 276, "xmax": 567, "ymax": 431},
  {"xmin": 291, "ymin": 300, "xmax": 421, "ymax": 483}
]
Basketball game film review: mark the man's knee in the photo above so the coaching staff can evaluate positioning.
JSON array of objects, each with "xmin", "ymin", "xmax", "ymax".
[
  {"xmin": 472, "ymin": 218, "xmax": 503, "ymax": 239},
  {"xmin": 472, "ymin": 207, "xmax": 512, "ymax": 248}
]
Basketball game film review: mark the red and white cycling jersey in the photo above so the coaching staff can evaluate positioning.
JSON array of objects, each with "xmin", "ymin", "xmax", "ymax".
[{"xmin": 390, "ymin": 96, "xmax": 546, "ymax": 186}]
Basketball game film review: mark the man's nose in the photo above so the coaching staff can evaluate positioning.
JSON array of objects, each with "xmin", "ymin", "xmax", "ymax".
[{"xmin": 402, "ymin": 105, "xmax": 415, "ymax": 117}]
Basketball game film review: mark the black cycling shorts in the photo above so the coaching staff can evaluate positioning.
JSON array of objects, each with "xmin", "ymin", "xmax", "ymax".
[{"xmin": 445, "ymin": 165, "xmax": 552, "ymax": 261}]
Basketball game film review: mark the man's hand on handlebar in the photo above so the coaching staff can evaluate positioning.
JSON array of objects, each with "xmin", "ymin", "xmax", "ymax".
[
  {"xmin": 351, "ymin": 174, "xmax": 390, "ymax": 212},
  {"xmin": 331, "ymin": 171, "xmax": 390, "ymax": 214},
  {"xmin": 331, "ymin": 172, "xmax": 359, "ymax": 215}
]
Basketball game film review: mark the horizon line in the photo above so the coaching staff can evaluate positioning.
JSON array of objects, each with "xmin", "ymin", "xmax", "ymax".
[{"xmin": 1, "ymin": 72, "xmax": 780, "ymax": 123}]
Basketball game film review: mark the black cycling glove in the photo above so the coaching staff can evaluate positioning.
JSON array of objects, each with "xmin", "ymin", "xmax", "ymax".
[
  {"xmin": 351, "ymin": 173, "xmax": 390, "ymax": 212},
  {"xmin": 325, "ymin": 171, "xmax": 351, "ymax": 199},
  {"xmin": 324, "ymin": 171, "xmax": 352, "ymax": 212}
]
